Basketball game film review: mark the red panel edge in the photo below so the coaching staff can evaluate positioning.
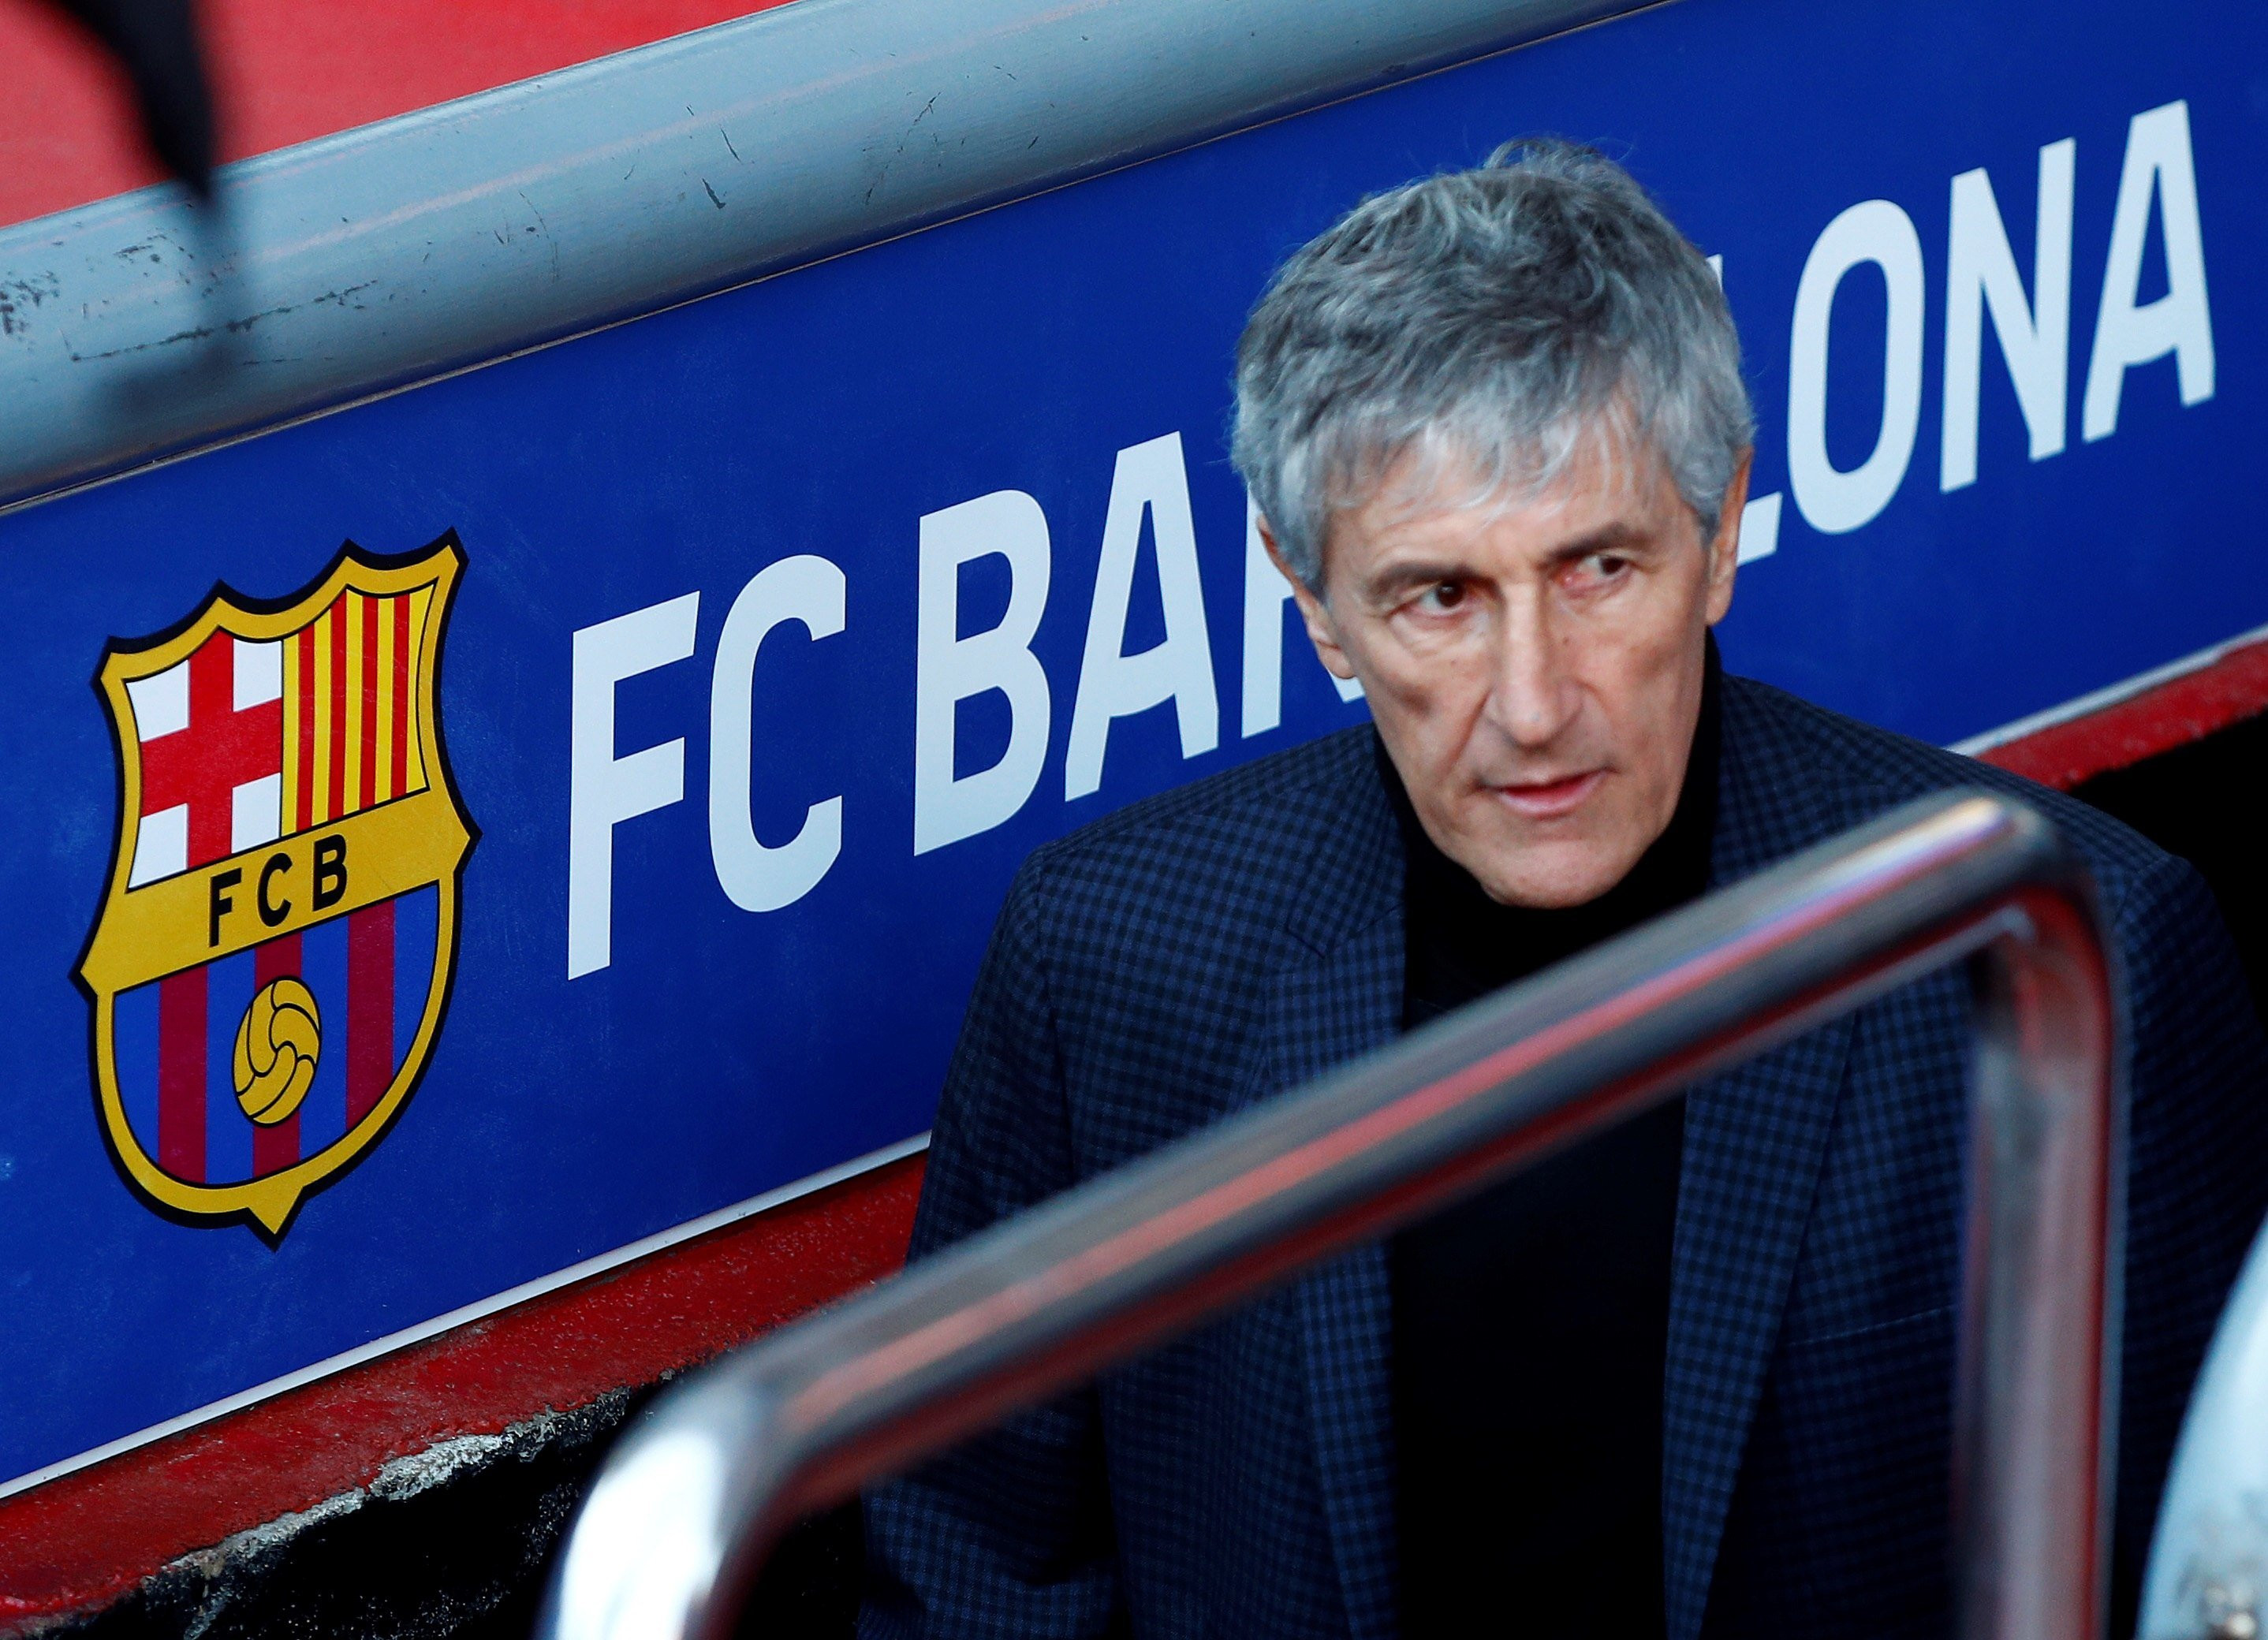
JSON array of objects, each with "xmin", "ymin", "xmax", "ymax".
[
  {"xmin": 1975, "ymin": 636, "xmax": 2268, "ymax": 790},
  {"xmin": 0, "ymin": 1154, "xmax": 923, "ymax": 1624},
  {"xmin": 9, "ymin": 633, "xmax": 2268, "ymax": 1629},
  {"xmin": 0, "ymin": 0, "xmax": 805, "ymax": 232}
]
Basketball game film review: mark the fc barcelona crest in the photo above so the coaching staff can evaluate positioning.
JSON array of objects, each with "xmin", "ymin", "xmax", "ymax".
[{"xmin": 76, "ymin": 535, "xmax": 475, "ymax": 1236}]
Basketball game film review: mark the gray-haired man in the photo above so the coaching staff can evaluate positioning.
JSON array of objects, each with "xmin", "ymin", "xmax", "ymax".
[{"xmin": 863, "ymin": 143, "xmax": 2268, "ymax": 1640}]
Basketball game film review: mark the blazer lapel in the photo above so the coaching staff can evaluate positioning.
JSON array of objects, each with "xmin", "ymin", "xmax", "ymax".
[
  {"xmin": 1250, "ymin": 693, "xmax": 1871, "ymax": 1640},
  {"xmin": 1248, "ymin": 738, "xmax": 1404, "ymax": 1640},
  {"xmin": 1662, "ymin": 1020, "xmax": 1854, "ymax": 1640},
  {"xmin": 1661, "ymin": 676, "xmax": 1872, "ymax": 1640}
]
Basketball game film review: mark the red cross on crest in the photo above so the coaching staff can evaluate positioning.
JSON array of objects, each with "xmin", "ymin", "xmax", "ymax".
[{"xmin": 131, "ymin": 634, "xmax": 288, "ymax": 881}]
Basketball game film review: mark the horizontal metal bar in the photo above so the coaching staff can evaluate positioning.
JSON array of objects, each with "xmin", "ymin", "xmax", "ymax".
[
  {"xmin": 537, "ymin": 789, "xmax": 2121, "ymax": 1640},
  {"xmin": 0, "ymin": 0, "xmax": 1645, "ymax": 510}
]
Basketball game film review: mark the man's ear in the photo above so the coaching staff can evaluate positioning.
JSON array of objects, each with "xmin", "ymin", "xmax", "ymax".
[
  {"xmin": 1259, "ymin": 515, "xmax": 1360, "ymax": 683},
  {"xmin": 1703, "ymin": 449, "xmax": 1752, "ymax": 626}
]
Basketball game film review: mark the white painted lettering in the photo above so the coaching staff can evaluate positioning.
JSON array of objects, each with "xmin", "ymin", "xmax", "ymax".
[
  {"xmin": 568, "ymin": 592, "xmax": 700, "ymax": 978},
  {"xmin": 1789, "ymin": 199, "xmax": 1927, "ymax": 535},
  {"xmin": 709, "ymin": 555, "xmax": 846, "ymax": 912},
  {"xmin": 1736, "ymin": 491, "xmax": 1784, "ymax": 565},
  {"xmin": 1710, "ymin": 253, "xmax": 1785, "ymax": 567},
  {"xmin": 2083, "ymin": 99, "xmax": 2214, "ymax": 442},
  {"xmin": 1942, "ymin": 139, "xmax": 2076, "ymax": 490},
  {"xmin": 912, "ymin": 490, "xmax": 1053, "ymax": 855},
  {"xmin": 1065, "ymin": 433, "xmax": 1220, "ymax": 799},
  {"xmin": 1240, "ymin": 493, "xmax": 1361, "ymax": 738}
]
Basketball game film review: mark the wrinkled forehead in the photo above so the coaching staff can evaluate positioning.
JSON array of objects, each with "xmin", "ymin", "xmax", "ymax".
[{"xmin": 1322, "ymin": 410, "xmax": 1682, "ymax": 571}]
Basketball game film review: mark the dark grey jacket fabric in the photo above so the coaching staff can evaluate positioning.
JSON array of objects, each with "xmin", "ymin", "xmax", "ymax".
[{"xmin": 863, "ymin": 672, "xmax": 2268, "ymax": 1640}]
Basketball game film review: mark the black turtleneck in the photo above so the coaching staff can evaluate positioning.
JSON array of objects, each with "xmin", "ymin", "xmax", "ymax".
[{"xmin": 1385, "ymin": 647, "xmax": 1721, "ymax": 1640}]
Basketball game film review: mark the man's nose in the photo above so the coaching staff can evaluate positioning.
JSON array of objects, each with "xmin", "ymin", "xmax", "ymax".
[{"xmin": 1482, "ymin": 598, "xmax": 1580, "ymax": 751}]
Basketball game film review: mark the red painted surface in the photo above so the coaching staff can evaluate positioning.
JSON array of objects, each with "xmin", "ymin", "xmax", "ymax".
[
  {"xmin": 157, "ymin": 967, "xmax": 206, "ymax": 1183},
  {"xmin": 0, "ymin": 1154, "xmax": 923, "ymax": 1627},
  {"xmin": 0, "ymin": 0, "xmax": 798, "ymax": 231},
  {"xmin": 6, "ymin": 635, "xmax": 2268, "ymax": 1631},
  {"xmin": 1975, "ymin": 637, "xmax": 2268, "ymax": 789},
  {"xmin": 345, "ymin": 900, "xmax": 394, "ymax": 1130}
]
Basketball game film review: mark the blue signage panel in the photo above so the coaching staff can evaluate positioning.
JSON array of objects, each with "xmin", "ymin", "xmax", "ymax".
[{"xmin": 0, "ymin": 0, "xmax": 2259, "ymax": 1484}]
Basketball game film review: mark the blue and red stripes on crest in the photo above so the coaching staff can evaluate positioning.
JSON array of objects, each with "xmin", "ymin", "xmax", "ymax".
[{"xmin": 113, "ymin": 887, "xmax": 438, "ymax": 1184}]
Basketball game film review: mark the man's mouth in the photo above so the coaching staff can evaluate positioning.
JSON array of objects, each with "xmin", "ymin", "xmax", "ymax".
[{"xmin": 1489, "ymin": 770, "xmax": 1605, "ymax": 819}]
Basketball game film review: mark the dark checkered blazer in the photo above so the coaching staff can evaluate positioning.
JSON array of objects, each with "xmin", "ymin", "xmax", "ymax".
[{"xmin": 861, "ymin": 673, "xmax": 2268, "ymax": 1640}]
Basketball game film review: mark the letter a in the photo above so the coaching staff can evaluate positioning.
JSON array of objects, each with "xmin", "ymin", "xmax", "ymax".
[
  {"xmin": 1065, "ymin": 433, "xmax": 1219, "ymax": 800},
  {"xmin": 2083, "ymin": 99, "xmax": 2214, "ymax": 442}
]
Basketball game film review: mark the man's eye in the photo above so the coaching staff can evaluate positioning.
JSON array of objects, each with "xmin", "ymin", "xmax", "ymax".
[
  {"xmin": 1568, "ymin": 553, "xmax": 1630, "ymax": 587},
  {"xmin": 1417, "ymin": 580, "xmax": 1466, "ymax": 612}
]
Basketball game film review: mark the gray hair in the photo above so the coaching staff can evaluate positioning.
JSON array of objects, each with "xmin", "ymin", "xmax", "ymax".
[{"xmin": 1231, "ymin": 139, "xmax": 1754, "ymax": 588}]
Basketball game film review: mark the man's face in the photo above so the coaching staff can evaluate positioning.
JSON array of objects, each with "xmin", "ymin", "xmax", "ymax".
[{"xmin": 1270, "ymin": 431, "xmax": 1748, "ymax": 909}]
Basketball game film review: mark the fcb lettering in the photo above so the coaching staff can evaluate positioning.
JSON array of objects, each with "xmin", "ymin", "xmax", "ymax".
[{"xmin": 75, "ymin": 535, "xmax": 476, "ymax": 1237}]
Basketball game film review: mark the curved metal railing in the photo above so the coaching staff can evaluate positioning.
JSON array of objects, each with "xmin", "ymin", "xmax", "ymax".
[
  {"xmin": 537, "ymin": 788, "xmax": 2123, "ymax": 1640},
  {"xmin": 0, "ymin": 0, "xmax": 1639, "ymax": 511}
]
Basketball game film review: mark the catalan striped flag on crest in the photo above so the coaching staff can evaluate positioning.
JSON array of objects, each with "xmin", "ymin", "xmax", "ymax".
[{"xmin": 284, "ymin": 586, "xmax": 435, "ymax": 833}]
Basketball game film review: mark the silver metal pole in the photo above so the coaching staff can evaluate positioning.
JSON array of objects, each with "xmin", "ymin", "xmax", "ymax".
[
  {"xmin": 536, "ymin": 789, "xmax": 2121, "ymax": 1640},
  {"xmin": 1957, "ymin": 885, "xmax": 2124, "ymax": 1640},
  {"xmin": 0, "ymin": 0, "xmax": 1640, "ymax": 512}
]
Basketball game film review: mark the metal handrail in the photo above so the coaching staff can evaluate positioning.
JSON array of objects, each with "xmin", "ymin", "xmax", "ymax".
[{"xmin": 537, "ymin": 788, "xmax": 2123, "ymax": 1640}]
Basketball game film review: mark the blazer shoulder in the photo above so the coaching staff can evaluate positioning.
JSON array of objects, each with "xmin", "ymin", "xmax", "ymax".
[
  {"xmin": 1009, "ymin": 726, "xmax": 1390, "ymax": 931},
  {"xmin": 1723, "ymin": 672, "xmax": 2175, "ymax": 903}
]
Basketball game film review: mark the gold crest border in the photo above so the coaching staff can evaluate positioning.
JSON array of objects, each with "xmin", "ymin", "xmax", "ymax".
[{"xmin": 76, "ymin": 536, "xmax": 473, "ymax": 1236}]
